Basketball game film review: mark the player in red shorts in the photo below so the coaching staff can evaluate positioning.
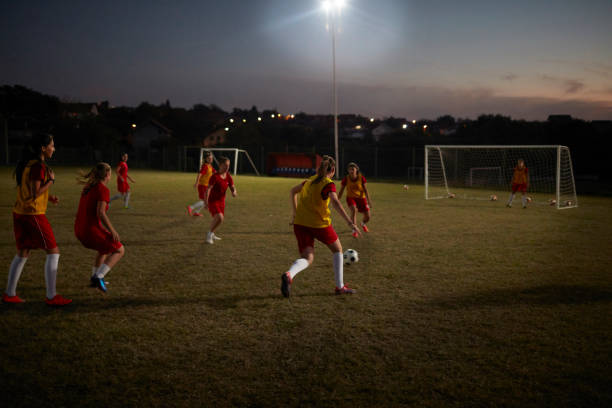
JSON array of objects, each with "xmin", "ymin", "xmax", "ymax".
[
  {"xmin": 75, "ymin": 163, "xmax": 125, "ymax": 293},
  {"xmin": 338, "ymin": 162, "xmax": 372, "ymax": 237},
  {"xmin": 204, "ymin": 156, "xmax": 237, "ymax": 244},
  {"xmin": 187, "ymin": 150, "xmax": 215, "ymax": 217},
  {"xmin": 3, "ymin": 134, "xmax": 71, "ymax": 306},
  {"xmin": 506, "ymin": 158, "xmax": 529, "ymax": 209},
  {"xmin": 280, "ymin": 155, "xmax": 360, "ymax": 298},
  {"xmin": 110, "ymin": 153, "xmax": 135, "ymax": 209}
]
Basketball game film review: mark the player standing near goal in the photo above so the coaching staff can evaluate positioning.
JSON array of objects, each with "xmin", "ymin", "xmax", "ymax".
[
  {"xmin": 110, "ymin": 153, "xmax": 135, "ymax": 209},
  {"xmin": 281, "ymin": 155, "xmax": 360, "ymax": 298},
  {"xmin": 2, "ymin": 134, "xmax": 72, "ymax": 306},
  {"xmin": 338, "ymin": 162, "xmax": 372, "ymax": 238},
  {"xmin": 187, "ymin": 150, "xmax": 215, "ymax": 217},
  {"xmin": 204, "ymin": 156, "xmax": 237, "ymax": 244},
  {"xmin": 75, "ymin": 163, "xmax": 125, "ymax": 293},
  {"xmin": 507, "ymin": 158, "xmax": 529, "ymax": 208}
]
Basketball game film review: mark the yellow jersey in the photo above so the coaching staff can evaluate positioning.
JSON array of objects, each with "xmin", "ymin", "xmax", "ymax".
[
  {"xmin": 294, "ymin": 175, "xmax": 335, "ymax": 228},
  {"xmin": 13, "ymin": 160, "xmax": 50, "ymax": 215},
  {"xmin": 198, "ymin": 163, "xmax": 215, "ymax": 186},
  {"xmin": 512, "ymin": 166, "xmax": 528, "ymax": 185},
  {"xmin": 341, "ymin": 174, "xmax": 367, "ymax": 198}
]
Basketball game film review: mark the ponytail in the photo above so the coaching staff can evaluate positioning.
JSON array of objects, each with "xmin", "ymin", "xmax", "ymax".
[
  {"xmin": 313, "ymin": 155, "xmax": 336, "ymax": 184},
  {"xmin": 77, "ymin": 162, "xmax": 111, "ymax": 195},
  {"xmin": 14, "ymin": 133, "xmax": 54, "ymax": 186}
]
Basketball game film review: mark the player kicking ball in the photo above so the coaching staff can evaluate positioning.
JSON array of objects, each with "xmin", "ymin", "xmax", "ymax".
[
  {"xmin": 204, "ymin": 156, "xmax": 237, "ymax": 244},
  {"xmin": 281, "ymin": 155, "xmax": 360, "ymax": 298},
  {"xmin": 187, "ymin": 150, "xmax": 215, "ymax": 217}
]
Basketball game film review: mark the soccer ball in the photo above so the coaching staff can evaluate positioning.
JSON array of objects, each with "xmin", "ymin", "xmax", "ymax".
[
  {"xmin": 448, "ymin": 193, "xmax": 456, "ymax": 198},
  {"xmin": 526, "ymin": 196, "xmax": 532, "ymax": 203},
  {"xmin": 566, "ymin": 200, "xmax": 573, "ymax": 206},
  {"xmin": 490, "ymin": 194, "xmax": 498, "ymax": 201},
  {"xmin": 403, "ymin": 184, "xmax": 409, "ymax": 190},
  {"xmin": 549, "ymin": 199, "xmax": 557, "ymax": 206},
  {"xmin": 343, "ymin": 249, "xmax": 359, "ymax": 265}
]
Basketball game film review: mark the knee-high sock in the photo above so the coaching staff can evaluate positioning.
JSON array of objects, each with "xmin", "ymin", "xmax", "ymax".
[
  {"xmin": 6, "ymin": 256, "xmax": 27, "ymax": 296},
  {"xmin": 190, "ymin": 200, "xmax": 204, "ymax": 211},
  {"xmin": 507, "ymin": 193, "xmax": 515, "ymax": 204},
  {"xmin": 95, "ymin": 264, "xmax": 111, "ymax": 279},
  {"xmin": 44, "ymin": 254, "xmax": 60, "ymax": 299},
  {"xmin": 110, "ymin": 194, "xmax": 122, "ymax": 202},
  {"xmin": 522, "ymin": 195, "xmax": 527, "ymax": 207},
  {"xmin": 333, "ymin": 252, "xmax": 344, "ymax": 288},
  {"xmin": 124, "ymin": 192, "xmax": 131, "ymax": 208},
  {"xmin": 288, "ymin": 258, "xmax": 309, "ymax": 280},
  {"xmin": 91, "ymin": 266, "xmax": 97, "ymax": 278}
]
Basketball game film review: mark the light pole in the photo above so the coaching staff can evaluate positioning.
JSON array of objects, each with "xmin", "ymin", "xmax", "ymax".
[{"xmin": 323, "ymin": 0, "xmax": 344, "ymax": 177}]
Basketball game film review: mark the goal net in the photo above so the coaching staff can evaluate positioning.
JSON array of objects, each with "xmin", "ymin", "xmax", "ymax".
[
  {"xmin": 182, "ymin": 147, "xmax": 259, "ymax": 176},
  {"xmin": 425, "ymin": 145, "xmax": 578, "ymax": 209}
]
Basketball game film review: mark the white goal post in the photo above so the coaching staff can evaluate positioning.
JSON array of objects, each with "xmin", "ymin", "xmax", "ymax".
[
  {"xmin": 425, "ymin": 145, "xmax": 578, "ymax": 209},
  {"xmin": 182, "ymin": 147, "xmax": 259, "ymax": 175}
]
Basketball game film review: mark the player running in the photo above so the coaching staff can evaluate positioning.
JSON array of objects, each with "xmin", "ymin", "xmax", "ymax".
[
  {"xmin": 110, "ymin": 153, "xmax": 135, "ymax": 209},
  {"xmin": 338, "ymin": 162, "xmax": 372, "ymax": 238},
  {"xmin": 204, "ymin": 156, "xmax": 237, "ymax": 244},
  {"xmin": 3, "ymin": 134, "xmax": 72, "ymax": 306},
  {"xmin": 187, "ymin": 150, "xmax": 215, "ymax": 217},
  {"xmin": 507, "ymin": 158, "xmax": 529, "ymax": 208},
  {"xmin": 281, "ymin": 155, "xmax": 360, "ymax": 298},
  {"xmin": 75, "ymin": 163, "xmax": 125, "ymax": 293}
]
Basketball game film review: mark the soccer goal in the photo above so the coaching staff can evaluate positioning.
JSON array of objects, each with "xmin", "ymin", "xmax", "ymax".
[
  {"xmin": 425, "ymin": 145, "xmax": 578, "ymax": 209},
  {"xmin": 182, "ymin": 147, "xmax": 260, "ymax": 175}
]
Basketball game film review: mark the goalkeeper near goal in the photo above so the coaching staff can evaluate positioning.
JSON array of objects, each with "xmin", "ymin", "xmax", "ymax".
[{"xmin": 506, "ymin": 158, "xmax": 529, "ymax": 209}]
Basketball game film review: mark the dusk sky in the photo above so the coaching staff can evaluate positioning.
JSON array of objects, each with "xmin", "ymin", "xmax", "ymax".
[{"xmin": 2, "ymin": 0, "xmax": 611, "ymax": 120}]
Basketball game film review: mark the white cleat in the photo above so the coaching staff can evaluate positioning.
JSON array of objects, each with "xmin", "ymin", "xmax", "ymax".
[
  {"xmin": 212, "ymin": 233, "xmax": 222, "ymax": 240},
  {"xmin": 205, "ymin": 233, "xmax": 214, "ymax": 244}
]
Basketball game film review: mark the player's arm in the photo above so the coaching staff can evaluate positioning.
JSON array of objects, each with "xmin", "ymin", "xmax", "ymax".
[
  {"xmin": 194, "ymin": 173, "xmax": 202, "ymax": 189},
  {"xmin": 289, "ymin": 183, "xmax": 303, "ymax": 225},
  {"xmin": 363, "ymin": 184, "xmax": 372, "ymax": 209},
  {"xmin": 127, "ymin": 174, "xmax": 135, "ymax": 183},
  {"xmin": 116, "ymin": 165, "xmax": 125, "ymax": 182},
  {"xmin": 337, "ymin": 184, "xmax": 345, "ymax": 199},
  {"xmin": 97, "ymin": 200, "xmax": 120, "ymax": 242},
  {"xmin": 329, "ymin": 191, "xmax": 360, "ymax": 236},
  {"xmin": 229, "ymin": 184, "xmax": 237, "ymax": 197},
  {"xmin": 32, "ymin": 168, "xmax": 57, "ymax": 202},
  {"xmin": 204, "ymin": 179, "xmax": 215, "ymax": 208}
]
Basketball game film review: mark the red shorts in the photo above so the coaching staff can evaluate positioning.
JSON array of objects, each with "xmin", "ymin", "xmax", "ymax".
[
  {"xmin": 76, "ymin": 227, "xmax": 123, "ymax": 255},
  {"xmin": 118, "ymin": 180, "xmax": 130, "ymax": 193},
  {"xmin": 346, "ymin": 197, "xmax": 370, "ymax": 213},
  {"xmin": 293, "ymin": 224, "xmax": 338, "ymax": 253},
  {"xmin": 197, "ymin": 185, "xmax": 208, "ymax": 200},
  {"xmin": 512, "ymin": 183, "xmax": 527, "ymax": 193},
  {"xmin": 208, "ymin": 200, "xmax": 225, "ymax": 216},
  {"xmin": 13, "ymin": 213, "xmax": 58, "ymax": 250}
]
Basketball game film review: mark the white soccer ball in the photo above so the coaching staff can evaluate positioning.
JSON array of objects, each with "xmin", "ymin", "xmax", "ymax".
[
  {"xmin": 549, "ymin": 199, "xmax": 557, "ymax": 206},
  {"xmin": 490, "ymin": 194, "xmax": 498, "ymax": 201},
  {"xmin": 526, "ymin": 196, "xmax": 532, "ymax": 203},
  {"xmin": 343, "ymin": 249, "xmax": 359, "ymax": 265}
]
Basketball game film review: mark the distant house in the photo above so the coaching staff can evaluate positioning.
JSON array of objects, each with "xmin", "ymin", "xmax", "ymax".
[
  {"xmin": 371, "ymin": 124, "xmax": 394, "ymax": 142},
  {"xmin": 62, "ymin": 102, "xmax": 100, "ymax": 119},
  {"xmin": 202, "ymin": 128, "xmax": 226, "ymax": 147},
  {"xmin": 131, "ymin": 119, "xmax": 173, "ymax": 149}
]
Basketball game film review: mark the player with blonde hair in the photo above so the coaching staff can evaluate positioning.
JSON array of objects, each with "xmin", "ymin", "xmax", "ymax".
[
  {"xmin": 338, "ymin": 162, "xmax": 372, "ymax": 237},
  {"xmin": 187, "ymin": 150, "xmax": 215, "ymax": 216}
]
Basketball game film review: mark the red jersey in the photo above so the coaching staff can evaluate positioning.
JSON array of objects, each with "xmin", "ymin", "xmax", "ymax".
[
  {"xmin": 75, "ymin": 182, "xmax": 110, "ymax": 234},
  {"xmin": 117, "ymin": 161, "xmax": 128, "ymax": 180},
  {"xmin": 208, "ymin": 173, "xmax": 234, "ymax": 203},
  {"xmin": 512, "ymin": 166, "xmax": 528, "ymax": 185}
]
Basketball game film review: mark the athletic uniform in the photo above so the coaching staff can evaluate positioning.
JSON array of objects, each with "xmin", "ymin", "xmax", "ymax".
[
  {"xmin": 293, "ymin": 175, "xmax": 338, "ymax": 253},
  {"xmin": 117, "ymin": 161, "xmax": 129, "ymax": 193},
  {"xmin": 341, "ymin": 174, "xmax": 369, "ymax": 213},
  {"xmin": 207, "ymin": 173, "xmax": 234, "ymax": 216},
  {"xmin": 12, "ymin": 160, "xmax": 57, "ymax": 250},
  {"xmin": 511, "ymin": 166, "xmax": 528, "ymax": 193},
  {"xmin": 198, "ymin": 163, "xmax": 215, "ymax": 199},
  {"xmin": 75, "ymin": 182, "xmax": 123, "ymax": 254}
]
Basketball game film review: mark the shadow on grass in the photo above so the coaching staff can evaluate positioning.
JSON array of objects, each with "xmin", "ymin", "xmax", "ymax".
[{"xmin": 426, "ymin": 284, "xmax": 612, "ymax": 309}]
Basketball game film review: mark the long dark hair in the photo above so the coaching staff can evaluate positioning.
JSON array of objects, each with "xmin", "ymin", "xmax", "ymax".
[
  {"xmin": 313, "ymin": 155, "xmax": 335, "ymax": 184},
  {"xmin": 14, "ymin": 133, "xmax": 54, "ymax": 186}
]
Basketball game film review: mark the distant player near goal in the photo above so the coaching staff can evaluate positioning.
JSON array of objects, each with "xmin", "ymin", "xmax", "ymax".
[
  {"xmin": 187, "ymin": 150, "xmax": 215, "ymax": 217},
  {"xmin": 110, "ymin": 153, "xmax": 135, "ymax": 209},
  {"xmin": 204, "ymin": 156, "xmax": 237, "ymax": 244},
  {"xmin": 280, "ymin": 155, "xmax": 360, "ymax": 298},
  {"xmin": 507, "ymin": 158, "xmax": 529, "ymax": 208},
  {"xmin": 338, "ymin": 162, "xmax": 372, "ymax": 238}
]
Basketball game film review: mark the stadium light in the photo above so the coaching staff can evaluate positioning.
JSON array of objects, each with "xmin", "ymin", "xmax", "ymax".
[
  {"xmin": 131, "ymin": 123, "xmax": 137, "ymax": 128},
  {"xmin": 257, "ymin": 117, "xmax": 262, "ymax": 121},
  {"xmin": 412, "ymin": 119, "xmax": 416, "ymax": 124},
  {"xmin": 271, "ymin": 114, "xmax": 275, "ymax": 118},
  {"xmin": 224, "ymin": 127, "xmax": 229, "ymax": 132},
  {"xmin": 369, "ymin": 118, "xmax": 374, "ymax": 122},
  {"xmin": 229, "ymin": 118, "xmax": 234, "ymax": 123},
  {"xmin": 402, "ymin": 124, "xmax": 408, "ymax": 129}
]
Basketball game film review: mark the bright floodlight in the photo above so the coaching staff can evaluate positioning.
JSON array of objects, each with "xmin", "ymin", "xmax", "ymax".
[
  {"xmin": 229, "ymin": 118, "xmax": 234, "ymax": 123},
  {"xmin": 402, "ymin": 124, "xmax": 408, "ymax": 129},
  {"xmin": 322, "ymin": 0, "xmax": 345, "ymax": 12},
  {"xmin": 369, "ymin": 118, "xmax": 374, "ymax": 122}
]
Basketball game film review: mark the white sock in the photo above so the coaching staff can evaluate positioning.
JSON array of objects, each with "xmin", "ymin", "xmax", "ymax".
[
  {"xmin": 124, "ymin": 192, "xmax": 131, "ymax": 208},
  {"xmin": 190, "ymin": 200, "xmax": 204, "ymax": 211},
  {"xmin": 6, "ymin": 256, "xmax": 27, "ymax": 296},
  {"xmin": 110, "ymin": 194, "xmax": 122, "ymax": 202},
  {"xmin": 206, "ymin": 231, "xmax": 214, "ymax": 243},
  {"xmin": 44, "ymin": 254, "xmax": 60, "ymax": 299},
  {"xmin": 507, "ymin": 193, "xmax": 515, "ymax": 204},
  {"xmin": 522, "ymin": 195, "xmax": 527, "ymax": 207},
  {"xmin": 91, "ymin": 266, "xmax": 97, "ymax": 278},
  {"xmin": 288, "ymin": 258, "xmax": 309, "ymax": 280},
  {"xmin": 96, "ymin": 264, "xmax": 111, "ymax": 279},
  {"xmin": 333, "ymin": 252, "xmax": 344, "ymax": 288}
]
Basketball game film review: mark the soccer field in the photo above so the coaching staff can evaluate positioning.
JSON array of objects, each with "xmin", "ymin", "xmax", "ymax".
[{"xmin": 1, "ymin": 167, "xmax": 611, "ymax": 407}]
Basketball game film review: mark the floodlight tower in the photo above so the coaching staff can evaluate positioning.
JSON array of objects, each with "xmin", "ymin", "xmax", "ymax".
[{"xmin": 323, "ymin": 0, "xmax": 345, "ymax": 177}]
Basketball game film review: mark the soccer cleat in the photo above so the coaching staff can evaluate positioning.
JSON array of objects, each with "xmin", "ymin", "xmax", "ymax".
[
  {"xmin": 506, "ymin": 203, "xmax": 512, "ymax": 208},
  {"xmin": 281, "ymin": 272, "xmax": 292, "ymax": 298},
  {"xmin": 352, "ymin": 230, "xmax": 359, "ymax": 238},
  {"xmin": 193, "ymin": 212, "xmax": 203, "ymax": 217},
  {"xmin": 335, "ymin": 285, "xmax": 356, "ymax": 295},
  {"xmin": 2, "ymin": 293, "xmax": 25, "ymax": 304},
  {"xmin": 186, "ymin": 206, "xmax": 193, "ymax": 216},
  {"xmin": 362, "ymin": 224, "xmax": 369, "ymax": 233},
  {"xmin": 92, "ymin": 277, "xmax": 107, "ymax": 293},
  {"xmin": 45, "ymin": 294, "xmax": 72, "ymax": 306},
  {"xmin": 205, "ymin": 234, "xmax": 214, "ymax": 244},
  {"xmin": 212, "ymin": 233, "xmax": 222, "ymax": 240}
]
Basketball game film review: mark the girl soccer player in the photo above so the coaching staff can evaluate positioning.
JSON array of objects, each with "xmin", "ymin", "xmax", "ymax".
[
  {"xmin": 281, "ymin": 155, "xmax": 360, "ymax": 298},
  {"xmin": 187, "ymin": 150, "xmax": 215, "ymax": 216},
  {"xmin": 3, "ymin": 134, "xmax": 72, "ymax": 306},
  {"xmin": 338, "ymin": 162, "xmax": 372, "ymax": 238},
  {"xmin": 204, "ymin": 156, "xmax": 237, "ymax": 244},
  {"xmin": 507, "ymin": 158, "xmax": 529, "ymax": 208},
  {"xmin": 75, "ymin": 163, "xmax": 125, "ymax": 293},
  {"xmin": 110, "ymin": 153, "xmax": 135, "ymax": 209}
]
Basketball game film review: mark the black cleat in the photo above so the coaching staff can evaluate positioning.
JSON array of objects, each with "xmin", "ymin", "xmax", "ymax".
[{"xmin": 281, "ymin": 273, "xmax": 291, "ymax": 298}]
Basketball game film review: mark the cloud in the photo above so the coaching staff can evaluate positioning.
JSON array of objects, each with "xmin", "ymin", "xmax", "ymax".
[
  {"xmin": 539, "ymin": 74, "xmax": 585, "ymax": 94},
  {"xmin": 501, "ymin": 74, "xmax": 518, "ymax": 81}
]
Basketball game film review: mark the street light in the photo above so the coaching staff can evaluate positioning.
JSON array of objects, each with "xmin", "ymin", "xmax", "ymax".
[{"xmin": 323, "ymin": 0, "xmax": 345, "ymax": 177}]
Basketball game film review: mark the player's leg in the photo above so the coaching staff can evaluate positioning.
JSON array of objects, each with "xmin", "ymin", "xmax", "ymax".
[
  {"xmin": 123, "ymin": 191, "xmax": 131, "ymax": 208},
  {"xmin": 281, "ymin": 226, "xmax": 315, "ymax": 297},
  {"xmin": 206, "ymin": 213, "xmax": 224, "ymax": 244},
  {"xmin": 521, "ymin": 191, "xmax": 527, "ymax": 208},
  {"xmin": 361, "ymin": 207, "xmax": 370, "ymax": 232},
  {"xmin": 3, "ymin": 249, "xmax": 30, "ymax": 303},
  {"xmin": 507, "ymin": 185, "xmax": 516, "ymax": 207}
]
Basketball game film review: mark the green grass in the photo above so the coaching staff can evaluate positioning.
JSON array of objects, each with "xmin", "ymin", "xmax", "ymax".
[{"xmin": 1, "ymin": 167, "xmax": 611, "ymax": 407}]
